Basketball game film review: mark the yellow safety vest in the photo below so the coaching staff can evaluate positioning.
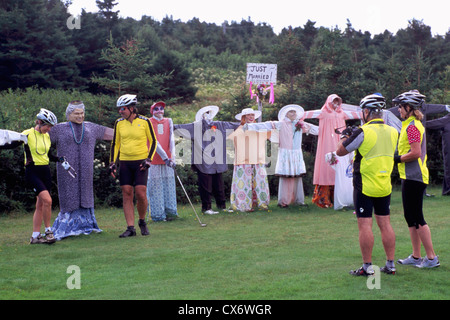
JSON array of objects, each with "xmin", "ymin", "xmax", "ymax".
[
  {"xmin": 357, "ymin": 120, "xmax": 398, "ymax": 197},
  {"xmin": 397, "ymin": 116, "xmax": 429, "ymax": 184}
]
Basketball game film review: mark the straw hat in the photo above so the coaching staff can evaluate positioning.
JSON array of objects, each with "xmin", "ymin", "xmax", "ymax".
[
  {"xmin": 235, "ymin": 108, "xmax": 262, "ymax": 121},
  {"xmin": 278, "ymin": 104, "xmax": 304, "ymax": 121},
  {"xmin": 195, "ymin": 105, "xmax": 219, "ymax": 122}
]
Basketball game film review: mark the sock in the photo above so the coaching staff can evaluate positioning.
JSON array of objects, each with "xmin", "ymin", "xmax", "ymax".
[
  {"xmin": 386, "ymin": 260, "xmax": 395, "ymax": 268},
  {"xmin": 412, "ymin": 256, "xmax": 420, "ymax": 260},
  {"xmin": 32, "ymin": 232, "xmax": 40, "ymax": 239},
  {"xmin": 363, "ymin": 262, "xmax": 372, "ymax": 272},
  {"xmin": 45, "ymin": 227, "xmax": 52, "ymax": 232}
]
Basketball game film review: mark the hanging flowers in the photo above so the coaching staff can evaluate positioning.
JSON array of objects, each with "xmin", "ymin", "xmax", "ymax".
[{"xmin": 249, "ymin": 82, "xmax": 275, "ymax": 104}]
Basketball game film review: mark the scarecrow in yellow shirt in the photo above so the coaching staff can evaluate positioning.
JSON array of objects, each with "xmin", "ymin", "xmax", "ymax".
[{"xmin": 227, "ymin": 108, "xmax": 271, "ymax": 212}]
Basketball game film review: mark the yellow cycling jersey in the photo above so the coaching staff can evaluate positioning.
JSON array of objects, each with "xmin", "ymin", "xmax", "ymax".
[
  {"xmin": 110, "ymin": 115, "xmax": 157, "ymax": 162},
  {"xmin": 21, "ymin": 128, "xmax": 52, "ymax": 166}
]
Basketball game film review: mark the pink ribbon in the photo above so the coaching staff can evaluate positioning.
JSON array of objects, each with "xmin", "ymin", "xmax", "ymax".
[{"xmin": 269, "ymin": 83, "xmax": 275, "ymax": 104}]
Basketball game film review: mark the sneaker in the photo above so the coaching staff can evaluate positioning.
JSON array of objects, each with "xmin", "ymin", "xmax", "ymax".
[
  {"xmin": 349, "ymin": 266, "xmax": 374, "ymax": 276},
  {"xmin": 119, "ymin": 226, "xmax": 136, "ymax": 238},
  {"xmin": 416, "ymin": 256, "xmax": 440, "ymax": 269},
  {"xmin": 222, "ymin": 208, "xmax": 234, "ymax": 213},
  {"xmin": 203, "ymin": 209, "xmax": 218, "ymax": 215},
  {"xmin": 45, "ymin": 230, "xmax": 56, "ymax": 244},
  {"xmin": 397, "ymin": 254, "xmax": 422, "ymax": 266},
  {"xmin": 30, "ymin": 234, "xmax": 49, "ymax": 245},
  {"xmin": 138, "ymin": 220, "xmax": 150, "ymax": 236},
  {"xmin": 380, "ymin": 265, "xmax": 396, "ymax": 275}
]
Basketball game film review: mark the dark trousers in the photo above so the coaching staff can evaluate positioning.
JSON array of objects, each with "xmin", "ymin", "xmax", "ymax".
[{"xmin": 197, "ymin": 171, "xmax": 226, "ymax": 211}]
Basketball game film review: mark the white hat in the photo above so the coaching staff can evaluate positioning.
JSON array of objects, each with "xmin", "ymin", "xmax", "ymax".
[
  {"xmin": 235, "ymin": 108, "xmax": 262, "ymax": 121},
  {"xmin": 195, "ymin": 105, "xmax": 219, "ymax": 122},
  {"xmin": 278, "ymin": 104, "xmax": 304, "ymax": 121}
]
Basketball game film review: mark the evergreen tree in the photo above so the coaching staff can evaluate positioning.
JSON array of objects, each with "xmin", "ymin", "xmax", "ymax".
[
  {"xmin": 0, "ymin": 0, "xmax": 82, "ymax": 90},
  {"xmin": 91, "ymin": 37, "xmax": 169, "ymax": 100}
]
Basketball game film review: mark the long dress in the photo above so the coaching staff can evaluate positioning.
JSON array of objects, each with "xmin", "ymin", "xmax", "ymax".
[
  {"xmin": 147, "ymin": 117, "xmax": 178, "ymax": 221},
  {"xmin": 50, "ymin": 121, "xmax": 108, "ymax": 240},
  {"xmin": 227, "ymin": 126, "xmax": 271, "ymax": 212},
  {"xmin": 302, "ymin": 94, "xmax": 361, "ymax": 207}
]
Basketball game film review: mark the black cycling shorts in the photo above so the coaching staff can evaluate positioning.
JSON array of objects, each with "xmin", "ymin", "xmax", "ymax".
[
  {"xmin": 119, "ymin": 160, "xmax": 148, "ymax": 186},
  {"xmin": 401, "ymin": 179, "xmax": 427, "ymax": 229},
  {"xmin": 25, "ymin": 165, "xmax": 52, "ymax": 195},
  {"xmin": 353, "ymin": 189, "xmax": 391, "ymax": 218}
]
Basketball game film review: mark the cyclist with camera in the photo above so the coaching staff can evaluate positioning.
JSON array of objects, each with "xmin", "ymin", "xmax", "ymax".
[{"xmin": 337, "ymin": 93, "xmax": 399, "ymax": 276}]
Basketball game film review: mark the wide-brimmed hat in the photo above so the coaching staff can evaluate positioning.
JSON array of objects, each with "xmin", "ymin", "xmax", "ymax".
[
  {"xmin": 235, "ymin": 108, "xmax": 262, "ymax": 121},
  {"xmin": 150, "ymin": 101, "xmax": 166, "ymax": 114},
  {"xmin": 278, "ymin": 104, "xmax": 304, "ymax": 121},
  {"xmin": 195, "ymin": 105, "xmax": 219, "ymax": 122}
]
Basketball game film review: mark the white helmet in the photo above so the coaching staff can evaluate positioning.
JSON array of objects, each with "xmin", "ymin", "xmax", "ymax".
[
  {"xmin": 36, "ymin": 108, "xmax": 57, "ymax": 126},
  {"xmin": 360, "ymin": 93, "xmax": 386, "ymax": 110},
  {"xmin": 117, "ymin": 94, "xmax": 137, "ymax": 107}
]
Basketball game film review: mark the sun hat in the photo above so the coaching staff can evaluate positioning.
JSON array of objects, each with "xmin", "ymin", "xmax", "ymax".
[
  {"xmin": 235, "ymin": 108, "xmax": 262, "ymax": 121},
  {"xmin": 195, "ymin": 105, "xmax": 219, "ymax": 122},
  {"xmin": 278, "ymin": 104, "xmax": 304, "ymax": 121}
]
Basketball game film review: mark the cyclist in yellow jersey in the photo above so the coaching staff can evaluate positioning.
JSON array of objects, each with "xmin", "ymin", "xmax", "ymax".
[
  {"xmin": 109, "ymin": 94, "xmax": 157, "ymax": 238},
  {"xmin": 1, "ymin": 109, "xmax": 59, "ymax": 244},
  {"xmin": 337, "ymin": 94, "xmax": 398, "ymax": 276}
]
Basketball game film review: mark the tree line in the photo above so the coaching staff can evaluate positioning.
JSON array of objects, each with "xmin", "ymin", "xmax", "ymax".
[{"xmin": 1, "ymin": 1, "xmax": 448, "ymax": 103}]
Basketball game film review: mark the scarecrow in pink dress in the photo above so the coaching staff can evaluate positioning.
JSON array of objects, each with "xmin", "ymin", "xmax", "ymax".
[{"xmin": 302, "ymin": 94, "xmax": 362, "ymax": 208}]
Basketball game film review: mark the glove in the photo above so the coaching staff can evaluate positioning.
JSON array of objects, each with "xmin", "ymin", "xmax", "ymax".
[
  {"xmin": 164, "ymin": 158, "xmax": 176, "ymax": 169},
  {"xmin": 140, "ymin": 158, "xmax": 151, "ymax": 170},
  {"xmin": 394, "ymin": 155, "xmax": 402, "ymax": 164}
]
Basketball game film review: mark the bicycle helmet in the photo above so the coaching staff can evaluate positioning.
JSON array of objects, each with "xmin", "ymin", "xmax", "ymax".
[
  {"xmin": 392, "ymin": 90, "xmax": 425, "ymax": 109},
  {"xmin": 360, "ymin": 93, "xmax": 386, "ymax": 110},
  {"xmin": 117, "ymin": 94, "xmax": 137, "ymax": 107},
  {"xmin": 36, "ymin": 108, "xmax": 57, "ymax": 126}
]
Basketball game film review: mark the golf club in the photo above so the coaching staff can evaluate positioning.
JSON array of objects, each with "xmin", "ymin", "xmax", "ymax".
[{"xmin": 174, "ymin": 169, "xmax": 207, "ymax": 227}]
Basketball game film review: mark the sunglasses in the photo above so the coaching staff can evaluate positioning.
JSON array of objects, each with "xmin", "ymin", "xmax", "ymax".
[
  {"xmin": 119, "ymin": 107, "xmax": 129, "ymax": 111},
  {"xmin": 153, "ymin": 106, "xmax": 164, "ymax": 111}
]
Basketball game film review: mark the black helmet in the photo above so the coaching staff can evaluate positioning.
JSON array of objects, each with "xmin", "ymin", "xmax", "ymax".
[{"xmin": 392, "ymin": 90, "xmax": 425, "ymax": 109}]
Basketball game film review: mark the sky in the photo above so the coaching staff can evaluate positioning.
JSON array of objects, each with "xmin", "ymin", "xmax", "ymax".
[{"xmin": 67, "ymin": 0, "xmax": 449, "ymax": 36}]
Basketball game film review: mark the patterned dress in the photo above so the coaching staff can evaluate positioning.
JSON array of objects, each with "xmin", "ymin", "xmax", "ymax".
[
  {"xmin": 147, "ymin": 117, "xmax": 178, "ymax": 221},
  {"xmin": 227, "ymin": 126, "xmax": 271, "ymax": 212},
  {"xmin": 50, "ymin": 122, "xmax": 107, "ymax": 240}
]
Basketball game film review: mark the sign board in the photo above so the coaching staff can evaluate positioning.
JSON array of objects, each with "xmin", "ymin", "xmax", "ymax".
[{"xmin": 246, "ymin": 63, "xmax": 277, "ymax": 85}]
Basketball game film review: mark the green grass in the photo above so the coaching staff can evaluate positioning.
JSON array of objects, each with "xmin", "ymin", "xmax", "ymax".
[{"xmin": 0, "ymin": 187, "xmax": 448, "ymax": 300}]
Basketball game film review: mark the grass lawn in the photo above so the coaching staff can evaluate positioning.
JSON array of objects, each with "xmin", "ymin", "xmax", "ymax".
[{"xmin": 0, "ymin": 187, "xmax": 448, "ymax": 300}]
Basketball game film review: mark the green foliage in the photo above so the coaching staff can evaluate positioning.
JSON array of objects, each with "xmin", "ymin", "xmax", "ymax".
[{"xmin": 91, "ymin": 37, "xmax": 169, "ymax": 99}]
